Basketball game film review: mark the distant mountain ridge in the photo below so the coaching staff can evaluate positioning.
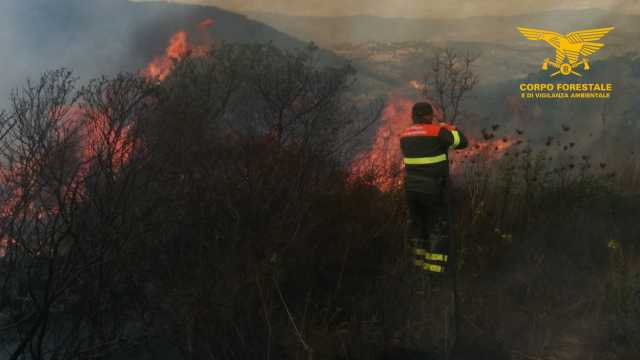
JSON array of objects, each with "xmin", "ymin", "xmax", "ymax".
[
  {"xmin": 248, "ymin": 8, "xmax": 640, "ymax": 46},
  {"xmin": 0, "ymin": 0, "xmax": 341, "ymax": 105}
]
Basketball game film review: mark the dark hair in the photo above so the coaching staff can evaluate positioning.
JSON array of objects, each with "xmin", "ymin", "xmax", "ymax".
[{"xmin": 412, "ymin": 102, "xmax": 433, "ymax": 124}]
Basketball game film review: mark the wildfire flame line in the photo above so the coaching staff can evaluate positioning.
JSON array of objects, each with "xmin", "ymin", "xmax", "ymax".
[
  {"xmin": 143, "ymin": 18, "xmax": 215, "ymax": 81},
  {"xmin": 1, "ymin": 19, "xmax": 216, "ymax": 256},
  {"xmin": 350, "ymin": 96, "xmax": 514, "ymax": 192}
]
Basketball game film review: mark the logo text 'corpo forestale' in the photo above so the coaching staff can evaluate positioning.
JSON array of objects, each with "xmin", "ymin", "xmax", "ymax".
[{"xmin": 517, "ymin": 26, "xmax": 615, "ymax": 100}]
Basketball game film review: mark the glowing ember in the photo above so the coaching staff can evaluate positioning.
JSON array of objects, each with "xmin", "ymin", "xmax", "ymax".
[
  {"xmin": 450, "ymin": 136, "xmax": 515, "ymax": 173},
  {"xmin": 456, "ymin": 137, "xmax": 514, "ymax": 159}
]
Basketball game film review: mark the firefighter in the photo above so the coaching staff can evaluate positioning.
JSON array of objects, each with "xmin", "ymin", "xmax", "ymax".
[{"xmin": 400, "ymin": 102, "xmax": 468, "ymax": 274}]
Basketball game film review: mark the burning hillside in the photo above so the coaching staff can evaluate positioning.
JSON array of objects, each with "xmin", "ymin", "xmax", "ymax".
[
  {"xmin": 143, "ymin": 31, "xmax": 190, "ymax": 81},
  {"xmin": 0, "ymin": 19, "xmax": 217, "ymax": 257},
  {"xmin": 143, "ymin": 19, "xmax": 215, "ymax": 80},
  {"xmin": 350, "ymin": 95, "xmax": 515, "ymax": 192}
]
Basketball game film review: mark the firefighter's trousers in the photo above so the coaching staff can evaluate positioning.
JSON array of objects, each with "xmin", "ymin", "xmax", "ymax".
[{"xmin": 406, "ymin": 188, "xmax": 450, "ymax": 273}]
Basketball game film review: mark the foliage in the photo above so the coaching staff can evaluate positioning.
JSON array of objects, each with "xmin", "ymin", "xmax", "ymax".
[{"xmin": 0, "ymin": 44, "xmax": 638, "ymax": 360}]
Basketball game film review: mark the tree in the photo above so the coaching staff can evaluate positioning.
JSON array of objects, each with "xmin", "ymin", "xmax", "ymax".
[
  {"xmin": 132, "ymin": 42, "xmax": 371, "ymax": 360},
  {"xmin": 422, "ymin": 48, "xmax": 480, "ymax": 124},
  {"xmin": 0, "ymin": 69, "xmax": 158, "ymax": 359},
  {"xmin": 0, "ymin": 43, "xmax": 379, "ymax": 360}
]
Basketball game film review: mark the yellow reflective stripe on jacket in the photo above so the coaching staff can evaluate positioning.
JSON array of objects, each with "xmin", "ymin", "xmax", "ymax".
[
  {"xmin": 404, "ymin": 154, "xmax": 447, "ymax": 165},
  {"xmin": 423, "ymin": 263, "xmax": 444, "ymax": 273},
  {"xmin": 450, "ymin": 130, "xmax": 461, "ymax": 149},
  {"xmin": 425, "ymin": 252, "xmax": 448, "ymax": 262}
]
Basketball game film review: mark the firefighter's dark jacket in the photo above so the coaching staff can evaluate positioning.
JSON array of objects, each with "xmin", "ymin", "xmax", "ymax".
[{"xmin": 400, "ymin": 122, "xmax": 468, "ymax": 193}]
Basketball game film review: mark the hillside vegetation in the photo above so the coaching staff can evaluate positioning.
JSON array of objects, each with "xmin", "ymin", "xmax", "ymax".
[{"xmin": 0, "ymin": 43, "xmax": 638, "ymax": 360}]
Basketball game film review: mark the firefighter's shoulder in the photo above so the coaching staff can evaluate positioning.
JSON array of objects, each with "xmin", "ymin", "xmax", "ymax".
[
  {"xmin": 438, "ymin": 123, "xmax": 457, "ymax": 132},
  {"xmin": 400, "ymin": 124, "xmax": 440, "ymax": 138}
]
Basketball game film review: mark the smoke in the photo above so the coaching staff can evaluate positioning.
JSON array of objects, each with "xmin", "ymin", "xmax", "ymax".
[
  {"xmin": 0, "ymin": 0, "xmax": 202, "ymax": 109},
  {"xmin": 156, "ymin": 0, "xmax": 640, "ymax": 18},
  {"xmin": 0, "ymin": 0, "xmax": 139, "ymax": 107},
  {"xmin": 0, "ymin": 0, "xmax": 341, "ymax": 110}
]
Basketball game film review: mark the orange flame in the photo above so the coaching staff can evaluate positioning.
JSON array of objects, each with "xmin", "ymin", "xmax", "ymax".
[
  {"xmin": 143, "ymin": 31, "xmax": 190, "ymax": 81},
  {"xmin": 2, "ymin": 20, "xmax": 217, "ymax": 257},
  {"xmin": 143, "ymin": 19, "xmax": 216, "ymax": 81},
  {"xmin": 0, "ymin": 105, "xmax": 137, "ymax": 249},
  {"xmin": 350, "ymin": 94, "xmax": 516, "ymax": 191},
  {"xmin": 350, "ymin": 97, "xmax": 413, "ymax": 191},
  {"xmin": 198, "ymin": 18, "xmax": 215, "ymax": 31}
]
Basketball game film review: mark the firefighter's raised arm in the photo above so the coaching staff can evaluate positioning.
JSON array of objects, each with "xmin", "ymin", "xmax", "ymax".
[{"xmin": 438, "ymin": 123, "xmax": 468, "ymax": 150}]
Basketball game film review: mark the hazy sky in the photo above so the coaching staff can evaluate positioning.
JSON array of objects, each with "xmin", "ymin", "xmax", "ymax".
[{"xmin": 145, "ymin": 0, "xmax": 640, "ymax": 18}]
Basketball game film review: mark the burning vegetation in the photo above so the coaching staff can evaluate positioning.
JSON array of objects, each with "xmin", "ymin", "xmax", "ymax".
[
  {"xmin": 349, "ymin": 94, "xmax": 516, "ymax": 191},
  {"xmin": 0, "ymin": 17, "xmax": 638, "ymax": 360},
  {"xmin": 350, "ymin": 96, "xmax": 412, "ymax": 191},
  {"xmin": 143, "ymin": 18, "xmax": 215, "ymax": 81},
  {"xmin": 143, "ymin": 31, "xmax": 190, "ymax": 80}
]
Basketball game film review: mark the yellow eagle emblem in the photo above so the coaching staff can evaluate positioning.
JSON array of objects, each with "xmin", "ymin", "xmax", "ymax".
[{"xmin": 517, "ymin": 27, "xmax": 614, "ymax": 77}]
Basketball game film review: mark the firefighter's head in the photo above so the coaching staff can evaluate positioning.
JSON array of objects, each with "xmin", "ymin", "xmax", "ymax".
[{"xmin": 412, "ymin": 102, "xmax": 434, "ymax": 124}]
